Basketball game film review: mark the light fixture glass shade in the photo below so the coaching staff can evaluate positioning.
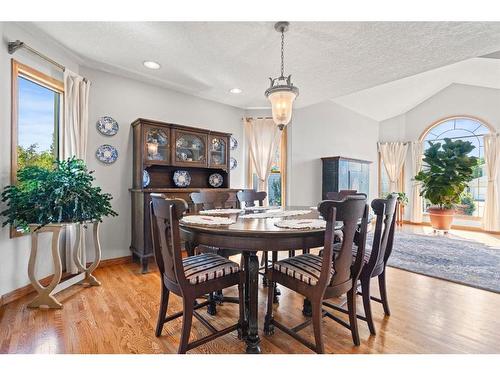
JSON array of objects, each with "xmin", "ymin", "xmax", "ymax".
[{"xmin": 268, "ymin": 89, "xmax": 297, "ymax": 128}]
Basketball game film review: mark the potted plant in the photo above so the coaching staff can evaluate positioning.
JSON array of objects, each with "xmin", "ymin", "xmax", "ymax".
[
  {"xmin": 1, "ymin": 157, "xmax": 118, "ymax": 308},
  {"xmin": 414, "ymin": 138, "xmax": 477, "ymax": 230},
  {"xmin": 1, "ymin": 157, "xmax": 117, "ymax": 231},
  {"xmin": 386, "ymin": 192, "xmax": 408, "ymax": 225}
]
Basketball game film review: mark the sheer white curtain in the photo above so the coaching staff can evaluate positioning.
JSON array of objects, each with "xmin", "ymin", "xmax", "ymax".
[
  {"xmin": 378, "ymin": 142, "xmax": 409, "ymax": 193},
  {"xmin": 244, "ymin": 117, "xmax": 281, "ymax": 196},
  {"xmin": 410, "ymin": 141, "xmax": 424, "ymax": 223},
  {"xmin": 483, "ymin": 134, "xmax": 500, "ymax": 231},
  {"xmin": 62, "ymin": 70, "xmax": 90, "ymax": 274}
]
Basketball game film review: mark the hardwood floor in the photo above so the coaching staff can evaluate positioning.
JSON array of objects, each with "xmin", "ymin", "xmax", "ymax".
[{"xmin": 1, "ymin": 252, "xmax": 499, "ymax": 354}]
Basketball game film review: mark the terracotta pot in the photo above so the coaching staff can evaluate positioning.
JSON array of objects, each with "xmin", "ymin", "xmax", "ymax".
[{"xmin": 428, "ymin": 207, "xmax": 455, "ymax": 231}]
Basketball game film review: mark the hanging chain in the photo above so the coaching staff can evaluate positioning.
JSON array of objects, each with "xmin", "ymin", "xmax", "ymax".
[{"xmin": 280, "ymin": 29, "xmax": 285, "ymax": 78}]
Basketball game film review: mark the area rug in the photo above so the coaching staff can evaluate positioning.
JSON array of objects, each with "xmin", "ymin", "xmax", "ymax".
[{"xmin": 375, "ymin": 231, "xmax": 500, "ymax": 293}]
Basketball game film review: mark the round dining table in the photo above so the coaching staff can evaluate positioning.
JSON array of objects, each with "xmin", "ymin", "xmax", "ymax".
[{"xmin": 179, "ymin": 206, "xmax": 334, "ymax": 354}]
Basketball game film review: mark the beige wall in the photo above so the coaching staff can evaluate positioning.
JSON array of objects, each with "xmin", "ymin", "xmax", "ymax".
[{"xmin": 288, "ymin": 100, "xmax": 380, "ymax": 206}]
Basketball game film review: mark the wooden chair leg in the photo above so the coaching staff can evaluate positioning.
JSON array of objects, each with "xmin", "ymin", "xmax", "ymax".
[
  {"xmin": 378, "ymin": 270, "xmax": 391, "ymax": 316},
  {"xmin": 347, "ymin": 288, "xmax": 360, "ymax": 346},
  {"xmin": 361, "ymin": 277, "xmax": 376, "ymax": 335},
  {"xmin": 155, "ymin": 282, "xmax": 170, "ymax": 337},
  {"xmin": 178, "ymin": 298, "xmax": 194, "ymax": 354},
  {"xmin": 264, "ymin": 277, "xmax": 275, "ymax": 335},
  {"xmin": 311, "ymin": 299, "xmax": 325, "ymax": 354}
]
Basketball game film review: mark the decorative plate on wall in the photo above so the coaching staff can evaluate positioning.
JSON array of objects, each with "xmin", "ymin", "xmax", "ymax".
[
  {"xmin": 230, "ymin": 136, "xmax": 238, "ymax": 150},
  {"xmin": 173, "ymin": 170, "xmax": 191, "ymax": 187},
  {"xmin": 230, "ymin": 157, "xmax": 237, "ymax": 170},
  {"xmin": 208, "ymin": 173, "xmax": 223, "ymax": 188},
  {"xmin": 96, "ymin": 116, "xmax": 119, "ymax": 136},
  {"xmin": 95, "ymin": 144, "xmax": 118, "ymax": 164},
  {"xmin": 143, "ymin": 170, "xmax": 150, "ymax": 188}
]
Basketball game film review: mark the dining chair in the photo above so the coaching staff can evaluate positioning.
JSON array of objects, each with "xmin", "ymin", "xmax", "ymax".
[
  {"xmin": 237, "ymin": 189, "xmax": 267, "ymax": 208},
  {"xmin": 359, "ymin": 195, "xmax": 397, "ymax": 334},
  {"xmin": 189, "ymin": 190, "xmax": 241, "ymax": 314},
  {"xmin": 190, "ymin": 191, "xmax": 234, "ymax": 212},
  {"xmin": 326, "ymin": 190, "xmax": 357, "ymax": 200},
  {"xmin": 264, "ymin": 195, "xmax": 369, "ymax": 353},
  {"xmin": 150, "ymin": 195, "xmax": 245, "ymax": 353},
  {"xmin": 325, "ymin": 190, "xmax": 361, "ymax": 244},
  {"xmin": 327, "ymin": 195, "xmax": 397, "ymax": 336},
  {"xmin": 189, "ymin": 191, "xmax": 240, "ymax": 258}
]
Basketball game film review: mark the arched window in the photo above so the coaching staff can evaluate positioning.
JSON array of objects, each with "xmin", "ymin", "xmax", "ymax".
[{"xmin": 420, "ymin": 116, "xmax": 491, "ymax": 217}]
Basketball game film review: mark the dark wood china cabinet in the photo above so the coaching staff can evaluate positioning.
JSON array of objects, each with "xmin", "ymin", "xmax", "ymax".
[{"xmin": 130, "ymin": 118, "xmax": 239, "ymax": 272}]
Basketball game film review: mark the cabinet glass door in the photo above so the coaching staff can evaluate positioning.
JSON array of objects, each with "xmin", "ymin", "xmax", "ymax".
[
  {"xmin": 209, "ymin": 136, "xmax": 227, "ymax": 168},
  {"xmin": 174, "ymin": 131, "xmax": 207, "ymax": 166},
  {"xmin": 145, "ymin": 127, "xmax": 169, "ymax": 164}
]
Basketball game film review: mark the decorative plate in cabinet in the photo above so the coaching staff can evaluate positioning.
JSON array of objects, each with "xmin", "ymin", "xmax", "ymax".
[{"xmin": 209, "ymin": 173, "xmax": 223, "ymax": 188}]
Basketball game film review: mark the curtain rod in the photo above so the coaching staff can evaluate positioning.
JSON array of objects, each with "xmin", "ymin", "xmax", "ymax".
[
  {"xmin": 242, "ymin": 116, "xmax": 273, "ymax": 120},
  {"xmin": 377, "ymin": 141, "xmax": 411, "ymax": 145},
  {"xmin": 8, "ymin": 40, "xmax": 89, "ymax": 83}
]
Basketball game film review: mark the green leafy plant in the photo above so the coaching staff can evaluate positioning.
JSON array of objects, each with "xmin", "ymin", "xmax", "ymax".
[
  {"xmin": 17, "ymin": 143, "xmax": 56, "ymax": 171},
  {"xmin": 269, "ymin": 174, "xmax": 282, "ymax": 206},
  {"xmin": 1, "ymin": 157, "xmax": 117, "ymax": 232},
  {"xmin": 414, "ymin": 138, "xmax": 477, "ymax": 209},
  {"xmin": 458, "ymin": 191, "xmax": 477, "ymax": 216},
  {"xmin": 386, "ymin": 192, "xmax": 408, "ymax": 206}
]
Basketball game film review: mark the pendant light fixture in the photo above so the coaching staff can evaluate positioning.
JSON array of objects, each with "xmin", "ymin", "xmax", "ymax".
[{"xmin": 265, "ymin": 21, "xmax": 299, "ymax": 130}]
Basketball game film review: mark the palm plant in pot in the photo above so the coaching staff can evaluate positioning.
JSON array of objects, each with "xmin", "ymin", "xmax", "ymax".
[{"xmin": 414, "ymin": 138, "xmax": 477, "ymax": 231}]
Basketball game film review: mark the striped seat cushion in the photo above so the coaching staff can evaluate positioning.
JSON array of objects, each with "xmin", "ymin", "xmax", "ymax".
[
  {"xmin": 273, "ymin": 253, "xmax": 334, "ymax": 286},
  {"xmin": 183, "ymin": 253, "xmax": 239, "ymax": 285}
]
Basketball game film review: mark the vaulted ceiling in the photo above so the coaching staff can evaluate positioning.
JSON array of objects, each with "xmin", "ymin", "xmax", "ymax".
[
  {"xmin": 22, "ymin": 22, "xmax": 500, "ymax": 113},
  {"xmin": 333, "ymin": 57, "xmax": 500, "ymax": 121}
]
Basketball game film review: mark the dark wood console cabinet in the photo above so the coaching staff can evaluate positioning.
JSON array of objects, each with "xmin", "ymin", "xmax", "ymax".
[
  {"xmin": 130, "ymin": 118, "xmax": 239, "ymax": 272},
  {"xmin": 321, "ymin": 156, "xmax": 371, "ymax": 200}
]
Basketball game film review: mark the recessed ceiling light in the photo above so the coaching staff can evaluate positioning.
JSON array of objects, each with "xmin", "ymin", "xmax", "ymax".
[
  {"xmin": 229, "ymin": 88, "xmax": 242, "ymax": 94},
  {"xmin": 143, "ymin": 61, "xmax": 161, "ymax": 70}
]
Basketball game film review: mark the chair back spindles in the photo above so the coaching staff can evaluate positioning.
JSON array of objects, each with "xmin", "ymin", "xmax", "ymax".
[
  {"xmin": 318, "ymin": 195, "xmax": 368, "ymax": 289},
  {"xmin": 237, "ymin": 189, "xmax": 267, "ymax": 207},
  {"xmin": 366, "ymin": 195, "xmax": 397, "ymax": 276},
  {"xmin": 151, "ymin": 195, "xmax": 188, "ymax": 286}
]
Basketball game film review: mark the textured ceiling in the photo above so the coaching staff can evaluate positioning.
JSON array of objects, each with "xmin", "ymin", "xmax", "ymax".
[
  {"xmin": 333, "ymin": 57, "xmax": 500, "ymax": 121},
  {"xmin": 23, "ymin": 22, "xmax": 500, "ymax": 109}
]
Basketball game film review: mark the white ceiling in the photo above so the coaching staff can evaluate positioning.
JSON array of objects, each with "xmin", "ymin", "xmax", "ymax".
[
  {"xmin": 333, "ymin": 57, "xmax": 500, "ymax": 121},
  {"xmin": 22, "ymin": 22, "xmax": 500, "ymax": 110}
]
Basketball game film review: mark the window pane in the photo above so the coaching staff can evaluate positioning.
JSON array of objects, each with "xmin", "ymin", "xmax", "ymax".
[
  {"xmin": 17, "ymin": 76, "xmax": 59, "ymax": 170},
  {"xmin": 268, "ymin": 173, "xmax": 281, "ymax": 206},
  {"xmin": 380, "ymin": 166, "xmax": 390, "ymax": 197}
]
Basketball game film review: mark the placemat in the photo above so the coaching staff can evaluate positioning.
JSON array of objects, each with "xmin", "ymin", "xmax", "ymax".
[
  {"xmin": 180, "ymin": 215, "xmax": 236, "ymax": 226},
  {"xmin": 241, "ymin": 209, "xmax": 311, "ymax": 219},
  {"xmin": 274, "ymin": 219, "xmax": 326, "ymax": 229},
  {"xmin": 199, "ymin": 208, "xmax": 243, "ymax": 215}
]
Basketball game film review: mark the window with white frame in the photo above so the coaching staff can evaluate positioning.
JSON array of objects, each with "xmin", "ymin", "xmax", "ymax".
[{"xmin": 420, "ymin": 117, "xmax": 490, "ymax": 217}]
